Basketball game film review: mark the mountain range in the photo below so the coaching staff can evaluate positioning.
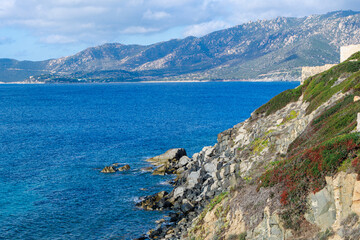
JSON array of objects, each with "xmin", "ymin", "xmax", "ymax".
[{"xmin": 1, "ymin": 10, "xmax": 360, "ymax": 83}]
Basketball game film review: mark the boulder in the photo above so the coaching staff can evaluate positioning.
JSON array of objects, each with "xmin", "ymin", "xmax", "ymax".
[
  {"xmin": 187, "ymin": 171, "xmax": 201, "ymax": 189},
  {"xmin": 118, "ymin": 164, "xmax": 130, "ymax": 171},
  {"xmin": 146, "ymin": 148, "xmax": 187, "ymax": 166},
  {"xmin": 181, "ymin": 199, "xmax": 194, "ymax": 213},
  {"xmin": 152, "ymin": 165, "xmax": 167, "ymax": 175},
  {"xmin": 179, "ymin": 156, "xmax": 190, "ymax": 167},
  {"xmin": 174, "ymin": 187, "xmax": 185, "ymax": 199},
  {"xmin": 100, "ymin": 166, "xmax": 116, "ymax": 173},
  {"xmin": 141, "ymin": 166, "xmax": 153, "ymax": 172},
  {"xmin": 136, "ymin": 191, "xmax": 170, "ymax": 210},
  {"xmin": 204, "ymin": 162, "xmax": 216, "ymax": 173}
]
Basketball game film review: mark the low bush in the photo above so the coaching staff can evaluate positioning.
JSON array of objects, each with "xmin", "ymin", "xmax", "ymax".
[{"xmin": 258, "ymin": 133, "xmax": 360, "ymax": 228}]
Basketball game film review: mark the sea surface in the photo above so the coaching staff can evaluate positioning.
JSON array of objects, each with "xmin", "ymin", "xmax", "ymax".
[{"xmin": 0, "ymin": 82, "xmax": 298, "ymax": 239}]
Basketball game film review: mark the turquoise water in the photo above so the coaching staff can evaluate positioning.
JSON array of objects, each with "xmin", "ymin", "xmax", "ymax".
[{"xmin": 0, "ymin": 82, "xmax": 298, "ymax": 239}]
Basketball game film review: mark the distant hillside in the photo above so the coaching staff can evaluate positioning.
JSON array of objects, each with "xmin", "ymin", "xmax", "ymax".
[{"xmin": 1, "ymin": 10, "xmax": 360, "ymax": 83}]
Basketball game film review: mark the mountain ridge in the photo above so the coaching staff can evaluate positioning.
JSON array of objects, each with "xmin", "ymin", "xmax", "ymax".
[{"xmin": 1, "ymin": 10, "xmax": 360, "ymax": 83}]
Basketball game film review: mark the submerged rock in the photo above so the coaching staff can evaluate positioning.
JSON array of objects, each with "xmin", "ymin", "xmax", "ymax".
[
  {"xmin": 101, "ymin": 164, "xmax": 130, "ymax": 173},
  {"xmin": 118, "ymin": 164, "xmax": 130, "ymax": 171},
  {"xmin": 100, "ymin": 166, "xmax": 116, "ymax": 173},
  {"xmin": 141, "ymin": 166, "xmax": 153, "ymax": 172}
]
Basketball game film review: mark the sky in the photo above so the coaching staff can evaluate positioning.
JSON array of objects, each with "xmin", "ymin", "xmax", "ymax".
[{"xmin": 0, "ymin": 0, "xmax": 359, "ymax": 61}]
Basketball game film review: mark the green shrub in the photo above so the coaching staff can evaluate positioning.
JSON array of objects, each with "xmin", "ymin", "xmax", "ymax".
[
  {"xmin": 209, "ymin": 192, "xmax": 229, "ymax": 211},
  {"xmin": 258, "ymin": 133, "xmax": 360, "ymax": 229},
  {"xmin": 253, "ymin": 86, "xmax": 302, "ymax": 117}
]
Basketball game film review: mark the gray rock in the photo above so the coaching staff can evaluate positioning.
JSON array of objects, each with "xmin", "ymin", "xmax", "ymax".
[
  {"xmin": 173, "ymin": 187, "xmax": 185, "ymax": 199},
  {"xmin": 146, "ymin": 148, "xmax": 187, "ymax": 166},
  {"xmin": 305, "ymin": 187, "xmax": 336, "ymax": 230},
  {"xmin": 178, "ymin": 156, "xmax": 190, "ymax": 167},
  {"xmin": 187, "ymin": 171, "xmax": 200, "ymax": 189},
  {"xmin": 181, "ymin": 199, "xmax": 194, "ymax": 213},
  {"xmin": 204, "ymin": 162, "xmax": 216, "ymax": 173}
]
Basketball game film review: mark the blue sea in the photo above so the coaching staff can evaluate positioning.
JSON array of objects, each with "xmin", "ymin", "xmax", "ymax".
[{"xmin": 0, "ymin": 82, "xmax": 298, "ymax": 239}]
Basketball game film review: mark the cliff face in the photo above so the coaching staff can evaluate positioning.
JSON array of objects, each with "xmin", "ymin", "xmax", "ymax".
[{"xmin": 141, "ymin": 51, "xmax": 360, "ymax": 239}]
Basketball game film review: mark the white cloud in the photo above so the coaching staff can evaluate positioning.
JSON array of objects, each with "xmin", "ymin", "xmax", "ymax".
[
  {"xmin": 0, "ymin": 0, "xmax": 15, "ymax": 17},
  {"xmin": 121, "ymin": 26, "xmax": 160, "ymax": 34},
  {"xmin": 0, "ymin": 0, "xmax": 358, "ymax": 47},
  {"xmin": 143, "ymin": 10, "xmax": 170, "ymax": 20},
  {"xmin": 42, "ymin": 34, "xmax": 76, "ymax": 44}
]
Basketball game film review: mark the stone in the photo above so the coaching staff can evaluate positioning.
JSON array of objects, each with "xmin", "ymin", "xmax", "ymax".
[
  {"xmin": 305, "ymin": 187, "xmax": 336, "ymax": 230},
  {"xmin": 351, "ymin": 179, "xmax": 360, "ymax": 215},
  {"xmin": 100, "ymin": 166, "xmax": 116, "ymax": 173},
  {"xmin": 117, "ymin": 164, "xmax": 130, "ymax": 171},
  {"xmin": 146, "ymin": 148, "xmax": 187, "ymax": 166},
  {"xmin": 330, "ymin": 172, "xmax": 357, "ymax": 230},
  {"xmin": 173, "ymin": 187, "xmax": 185, "ymax": 199},
  {"xmin": 187, "ymin": 171, "xmax": 200, "ymax": 189},
  {"xmin": 178, "ymin": 156, "xmax": 190, "ymax": 167},
  {"xmin": 155, "ymin": 219, "xmax": 165, "ymax": 224},
  {"xmin": 180, "ymin": 199, "xmax": 194, "ymax": 213},
  {"xmin": 141, "ymin": 166, "xmax": 153, "ymax": 172},
  {"xmin": 152, "ymin": 165, "xmax": 167, "ymax": 175},
  {"xmin": 136, "ymin": 191, "xmax": 169, "ymax": 210},
  {"xmin": 204, "ymin": 162, "xmax": 216, "ymax": 173}
]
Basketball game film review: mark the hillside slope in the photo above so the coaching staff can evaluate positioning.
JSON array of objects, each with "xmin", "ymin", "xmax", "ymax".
[
  {"xmin": 138, "ymin": 51, "xmax": 360, "ymax": 240},
  {"xmin": 48, "ymin": 11, "xmax": 360, "ymax": 82}
]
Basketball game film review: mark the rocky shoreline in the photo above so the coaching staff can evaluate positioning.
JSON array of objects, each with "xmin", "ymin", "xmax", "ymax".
[
  {"xmin": 135, "ymin": 139, "xmax": 241, "ymax": 239},
  {"xmin": 130, "ymin": 52, "xmax": 360, "ymax": 240},
  {"xmin": 135, "ymin": 94, "xmax": 360, "ymax": 239}
]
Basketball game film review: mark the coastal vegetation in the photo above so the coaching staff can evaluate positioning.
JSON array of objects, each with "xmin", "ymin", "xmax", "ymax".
[{"xmin": 138, "ymin": 51, "xmax": 360, "ymax": 239}]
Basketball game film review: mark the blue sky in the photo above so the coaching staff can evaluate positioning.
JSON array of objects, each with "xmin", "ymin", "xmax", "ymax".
[{"xmin": 0, "ymin": 0, "xmax": 359, "ymax": 61}]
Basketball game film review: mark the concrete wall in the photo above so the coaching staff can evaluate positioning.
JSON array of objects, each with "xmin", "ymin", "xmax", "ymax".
[
  {"xmin": 301, "ymin": 64, "xmax": 336, "ymax": 84},
  {"xmin": 340, "ymin": 44, "xmax": 360, "ymax": 62}
]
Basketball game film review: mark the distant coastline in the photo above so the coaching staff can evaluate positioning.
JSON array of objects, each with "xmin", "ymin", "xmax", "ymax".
[{"xmin": 0, "ymin": 79, "xmax": 300, "ymax": 84}]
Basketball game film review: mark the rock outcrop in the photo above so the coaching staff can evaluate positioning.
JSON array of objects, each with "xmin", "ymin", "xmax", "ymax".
[
  {"xmin": 100, "ymin": 166, "xmax": 117, "ymax": 173},
  {"xmin": 137, "ymin": 52, "xmax": 360, "ymax": 239},
  {"xmin": 100, "ymin": 164, "xmax": 131, "ymax": 173},
  {"xmin": 146, "ymin": 148, "xmax": 187, "ymax": 175}
]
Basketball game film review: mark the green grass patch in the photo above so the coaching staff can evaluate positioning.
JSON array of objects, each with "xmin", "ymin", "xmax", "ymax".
[
  {"xmin": 253, "ymin": 86, "xmax": 302, "ymax": 117},
  {"xmin": 280, "ymin": 110, "xmax": 299, "ymax": 125},
  {"xmin": 302, "ymin": 58, "xmax": 360, "ymax": 114},
  {"xmin": 289, "ymin": 94, "xmax": 360, "ymax": 153},
  {"xmin": 252, "ymin": 52, "xmax": 360, "ymax": 118},
  {"xmin": 209, "ymin": 192, "xmax": 229, "ymax": 211},
  {"xmin": 251, "ymin": 130, "xmax": 274, "ymax": 154}
]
